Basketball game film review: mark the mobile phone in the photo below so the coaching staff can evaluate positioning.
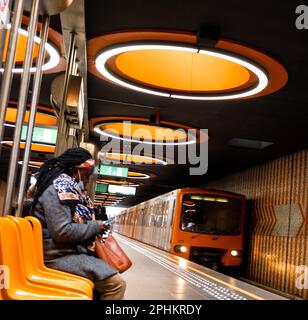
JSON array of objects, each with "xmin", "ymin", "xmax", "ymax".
[{"xmin": 103, "ymin": 218, "xmax": 113, "ymax": 224}]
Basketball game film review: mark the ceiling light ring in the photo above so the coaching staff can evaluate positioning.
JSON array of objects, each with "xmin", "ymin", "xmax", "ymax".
[
  {"xmin": 127, "ymin": 171, "xmax": 152, "ymax": 180},
  {"xmin": 90, "ymin": 116, "xmax": 199, "ymax": 132},
  {"xmin": 94, "ymin": 120, "xmax": 197, "ymax": 146},
  {"xmin": 2, "ymin": 139, "xmax": 56, "ymax": 148},
  {"xmin": 18, "ymin": 160, "xmax": 43, "ymax": 169},
  {"xmin": 5, "ymin": 108, "xmax": 57, "ymax": 127},
  {"xmin": 1, "ymin": 139, "xmax": 56, "ymax": 153},
  {"xmin": 90, "ymin": 116, "xmax": 208, "ymax": 146},
  {"xmin": 98, "ymin": 178, "xmax": 142, "ymax": 187},
  {"xmin": 95, "ymin": 41, "xmax": 269, "ymax": 100},
  {"xmin": 0, "ymin": 23, "xmax": 61, "ymax": 74},
  {"xmin": 88, "ymin": 30, "xmax": 288, "ymax": 98},
  {"xmin": 90, "ymin": 116, "xmax": 208, "ymax": 143},
  {"xmin": 105, "ymin": 40, "xmax": 259, "ymax": 94},
  {"xmin": 98, "ymin": 151, "xmax": 169, "ymax": 166},
  {"xmin": 105, "ymin": 54, "xmax": 261, "ymax": 98},
  {"xmin": 95, "ymin": 126, "xmax": 195, "ymax": 146}
]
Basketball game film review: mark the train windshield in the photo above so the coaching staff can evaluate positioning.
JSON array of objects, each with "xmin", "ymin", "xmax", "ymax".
[{"xmin": 181, "ymin": 194, "xmax": 243, "ymax": 235}]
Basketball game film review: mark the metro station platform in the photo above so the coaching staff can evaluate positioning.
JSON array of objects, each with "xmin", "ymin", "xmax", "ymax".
[{"xmin": 115, "ymin": 234, "xmax": 286, "ymax": 301}]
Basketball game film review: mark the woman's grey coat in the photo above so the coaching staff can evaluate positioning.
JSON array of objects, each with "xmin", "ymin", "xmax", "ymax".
[{"xmin": 33, "ymin": 184, "xmax": 117, "ymax": 281}]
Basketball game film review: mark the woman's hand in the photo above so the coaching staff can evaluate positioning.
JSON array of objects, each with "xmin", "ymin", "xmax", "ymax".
[
  {"xmin": 93, "ymin": 212, "xmax": 110, "ymax": 232},
  {"xmin": 97, "ymin": 220, "xmax": 109, "ymax": 232}
]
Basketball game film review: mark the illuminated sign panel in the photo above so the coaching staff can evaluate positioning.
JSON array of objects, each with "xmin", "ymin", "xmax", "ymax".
[
  {"xmin": 95, "ymin": 183, "xmax": 108, "ymax": 194},
  {"xmin": 21, "ymin": 126, "xmax": 57, "ymax": 145},
  {"xmin": 108, "ymin": 184, "xmax": 136, "ymax": 195},
  {"xmin": 99, "ymin": 165, "xmax": 128, "ymax": 178}
]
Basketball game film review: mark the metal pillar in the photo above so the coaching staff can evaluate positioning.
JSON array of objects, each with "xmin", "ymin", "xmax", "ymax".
[
  {"xmin": 16, "ymin": 15, "xmax": 50, "ymax": 217},
  {"xmin": 3, "ymin": 0, "xmax": 40, "ymax": 215},
  {"xmin": 55, "ymin": 31, "xmax": 76, "ymax": 156},
  {"xmin": 0, "ymin": 0, "xmax": 24, "ymax": 156}
]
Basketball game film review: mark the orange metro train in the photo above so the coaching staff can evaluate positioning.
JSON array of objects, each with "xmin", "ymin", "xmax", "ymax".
[{"xmin": 112, "ymin": 188, "xmax": 246, "ymax": 270}]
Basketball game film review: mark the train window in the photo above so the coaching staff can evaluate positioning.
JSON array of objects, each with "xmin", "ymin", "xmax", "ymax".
[
  {"xmin": 129, "ymin": 212, "xmax": 133, "ymax": 225},
  {"xmin": 150, "ymin": 213, "xmax": 156, "ymax": 226},
  {"xmin": 142, "ymin": 208, "xmax": 149, "ymax": 226},
  {"xmin": 144, "ymin": 207, "xmax": 152, "ymax": 226},
  {"xmin": 169, "ymin": 199, "xmax": 176, "ymax": 226},
  {"xmin": 136, "ymin": 208, "xmax": 144, "ymax": 225},
  {"xmin": 155, "ymin": 214, "xmax": 163, "ymax": 228},
  {"xmin": 162, "ymin": 214, "xmax": 168, "ymax": 228},
  {"xmin": 180, "ymin": 194, "xmax": 243, "ymax": 235}
]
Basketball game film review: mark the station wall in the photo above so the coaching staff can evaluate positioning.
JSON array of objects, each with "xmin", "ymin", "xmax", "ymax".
[{"xmin": 207, "ymin": 149, "xmax": 308, "ymax": 299}]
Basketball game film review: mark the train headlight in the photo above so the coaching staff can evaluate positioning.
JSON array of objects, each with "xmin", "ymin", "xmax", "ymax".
[
  {"xmin": 231, "ymin": 250, "xmax": 241, "ymax": 257},
  {"xmin": 180, "ymin": 246, "xmax": 187, "ymax": 253},
  {"xmin": 174, "ymin": 245, "xmax": 187, "ymax": 253}
]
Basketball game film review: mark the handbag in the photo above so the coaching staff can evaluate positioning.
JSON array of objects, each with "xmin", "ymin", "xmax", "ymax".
[{"xmin": 95, "ymin": 233, "xmax": 132, "ymax": 273}]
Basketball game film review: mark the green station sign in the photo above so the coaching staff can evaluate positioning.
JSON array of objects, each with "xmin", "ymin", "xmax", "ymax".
[
  {"xmin": 21, "ymin": 126, "xmax": 57, "ymax": 145},
  {"xmin": 99, "ymin": 165, "xmax": 128, "ymax": 178},
  {"xmin": 95, "ymin": 183, "xmax": 108, "ymax": 194}
]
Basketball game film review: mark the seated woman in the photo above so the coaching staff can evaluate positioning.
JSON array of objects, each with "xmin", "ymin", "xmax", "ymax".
[{"xmin": 31, "ymin": 147, "xmax": 126, "ymax": 300}]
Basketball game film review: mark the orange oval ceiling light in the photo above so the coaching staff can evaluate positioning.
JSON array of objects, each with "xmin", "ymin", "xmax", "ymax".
[
  {"xmin": 90, "ymin": 116, "xmax": 206, "ymax": 146},
  {"xmin": 4, "ymin": 106, "xmax": 57, "ymax": 127},
  {"xmin": 127, "ymin": 171, "xmax": 151, "ymax": 179},
  {"xmin": 18, "ymin": 160, "xmax": 43, "ymax": 168},
  {"xmin": 94, "ymin": 122, "xmax": 195, "ymax": 145},
  {"xmin": 96, "ymin": 43, "xmax": 267, "ymax": 100},
  {"xmin": 113, "ymin": 49, "xmax": 251, "ymax": 92},
  {"xmin": 89, "ymin": 31, "xmax": 288, "ymax": 101},
  {"xmin": 99, "ymin": 179, "xmax": 141, "ymax": 187},
  {"xmin": 2, "ymin": 28, "xmax": 39, "ymax": 64},
  {"xmin": 1, "ymin": 16, "xmax": 64, "ymax": 74},
  {"xmin": 99, "ymin": 152, "xmax": 168, "ymax": 165},
  {"xmin": 1, "ymin": 140, "xmax": 55, "ymax": 153}
]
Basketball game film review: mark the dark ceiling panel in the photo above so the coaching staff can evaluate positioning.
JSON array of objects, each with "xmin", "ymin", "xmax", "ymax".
[
  {"xmin": 83, "ymin": 0, "xmax": 308, "ymax": 206},
  {"xmin": 2, "ymin": 1, "xmax": 307, "ymax": 208}
]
